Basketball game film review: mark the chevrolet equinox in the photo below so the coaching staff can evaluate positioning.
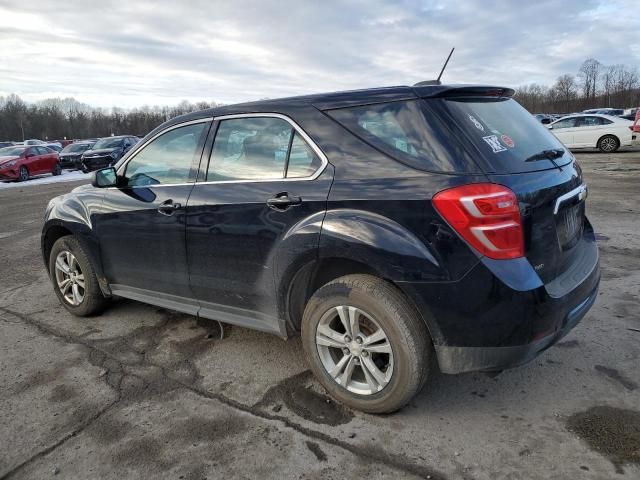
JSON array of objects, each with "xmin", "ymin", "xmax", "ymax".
[{"xmin": 42, "ymin": 84, "xmax": 600, "ymax": 413}]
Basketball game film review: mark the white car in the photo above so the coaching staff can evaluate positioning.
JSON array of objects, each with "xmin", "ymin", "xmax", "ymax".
[{"xmin": 547, "ymin": 114, "xmax": 635, "ymax": 152}]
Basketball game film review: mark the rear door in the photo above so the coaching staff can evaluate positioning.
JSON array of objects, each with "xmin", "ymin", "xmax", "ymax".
[
  {"xmin": 573, "ymin": 116, "xmax": 602, "ymax": 147},
  {"xmin": 26, "ymin": 147, "xmax": 44, "ymax": 173},
  {"xmin": 38, "ymin": 146, "xmax": 57, "ymax": 172},
  {"xmin": 186, "ymin": 114, "xmax": 332, "ymax": 332}
]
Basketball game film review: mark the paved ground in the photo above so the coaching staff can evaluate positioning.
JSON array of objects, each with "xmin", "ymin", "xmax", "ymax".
[{"xmin": 1, "ymin": 149, "xmax": 639, "ymax": 479}]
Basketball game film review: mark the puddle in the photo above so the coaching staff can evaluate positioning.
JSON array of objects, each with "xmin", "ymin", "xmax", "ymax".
[
  {"xmin": 567, "ymin": 406, "xmax": 640, "ymax": 473},
  {"xmin": 255, "ymin": 371, "xmax": 354, "ymax": 426}
]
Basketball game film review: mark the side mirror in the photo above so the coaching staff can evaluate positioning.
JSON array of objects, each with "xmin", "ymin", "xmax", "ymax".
[
  {"xmin": 92, "ymin": 167, "xmax": 118, "ymax": 188},
  {"xmin": 547, "ymin": 125, "xmax": 553, "ymax": 130},
  {"xmin": 26, "ymin": 152, "xmax": 35, "ymax": 158}
]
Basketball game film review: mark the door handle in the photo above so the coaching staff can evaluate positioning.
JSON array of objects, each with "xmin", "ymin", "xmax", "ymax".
[
  {"xmin": 157, "ymin": 199, "xmax": 182, "ymax": 216},
  {"xmin": 267, "ymin": 193, "xmax": 302, "ymax": 211}
]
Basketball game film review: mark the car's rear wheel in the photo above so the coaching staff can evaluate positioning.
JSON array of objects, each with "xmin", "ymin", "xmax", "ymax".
[
  {"xmin": 598, "ymin": 135, "xmax": 619, "ymax": 153},
  {"xmin": 52, "ymin": 162, "xmax": 62, "ymax": 176},
  {"xmin": 301, "ymin": 274, "xmax": 433, "ymax": 413},
  {"xmin": 18, "ymin": 165, "xmax": 29, "ymax": 182},
  {"xmin": 49, "ymin": 236, "xmax": 109, "ymax": 316}
]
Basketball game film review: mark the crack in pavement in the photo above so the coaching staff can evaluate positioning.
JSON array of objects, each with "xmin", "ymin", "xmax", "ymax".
[{"xmin": 0, "ymin": 306, "xmax": 447, "ymax": 480}]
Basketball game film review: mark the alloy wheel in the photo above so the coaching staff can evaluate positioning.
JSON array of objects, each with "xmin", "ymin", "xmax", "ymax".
[
  {"xmin": 54, "ymin": 250, "xmax": 85, "ymax": 305},
  {"xmin": 601, "ymin": 137, "xmax": 617, "ymax": 152},
  {"xmin": 315, "ymin": 306, "xmax": 394, "ymax": 395}
]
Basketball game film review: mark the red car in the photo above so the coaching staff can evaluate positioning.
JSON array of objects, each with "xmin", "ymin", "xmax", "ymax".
[{"xmin": 0, "ymin": 145, "xmax": 61, "ymax": 182}]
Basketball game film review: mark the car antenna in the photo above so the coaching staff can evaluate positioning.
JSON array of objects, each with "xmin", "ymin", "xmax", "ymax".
[{"xmin": 414, "ymin": 47, "xmax": 455, "ymax": 86}]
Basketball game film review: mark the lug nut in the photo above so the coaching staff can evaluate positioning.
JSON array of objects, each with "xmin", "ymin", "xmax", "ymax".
[
  {"xmin": 362, "ymin": 351, "xmax": 368, "ymax": 357},
  {"xmin": 343, "ymin": 348, "xmax": 350, "ymax": 355},
  {"xmin": 356, "ymin": 337, "xmax": 363, "ymax": 344},
  {"xmin": 344, "ymin": 336, "xmax": 352, "ymax": 342}
]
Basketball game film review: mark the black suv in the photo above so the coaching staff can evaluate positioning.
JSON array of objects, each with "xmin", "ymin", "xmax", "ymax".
[
  {"xmin": 42, "ymin": 85, "xmax": 599, "ymax": 413},
  {"xmin": 58, "ymin": 141, "xmax": 96, "ymax": 169},
  {"xmin": 80, "ymin": 135, "xmax": 138, "ymax": 172}
]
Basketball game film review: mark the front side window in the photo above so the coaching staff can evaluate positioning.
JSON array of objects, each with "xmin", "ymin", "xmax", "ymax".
[
  {"xmin": 124, "ymin": 122, "xmax": 207, "ymax": 187},
  {"xmin": 207, "ymin": 116, "xmax": 323, "ymax": 181},
  {"xmin": 553, "ymin": 118, "xmax": 577, "ymax": 129}
]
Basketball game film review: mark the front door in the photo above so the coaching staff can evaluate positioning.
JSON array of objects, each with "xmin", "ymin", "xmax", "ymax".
[
  {"xmin": 186, "ymin": 115, "xmax": 332, "ymax": 332},
  {"xmin": 95, "ymin": 120, "xmax": 210, "ymax": 306},
  {"xmin": 550, "ymin": 117, "xmax": 578, "ymax": 147}
]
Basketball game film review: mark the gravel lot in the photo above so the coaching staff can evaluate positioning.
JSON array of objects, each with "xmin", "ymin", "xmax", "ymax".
[{"xmin": 1, "ymin": 150, "xmax": 639, "ymax": 479}]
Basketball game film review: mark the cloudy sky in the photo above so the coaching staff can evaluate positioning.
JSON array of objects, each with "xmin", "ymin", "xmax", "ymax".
[{"xmin": 0, "ymin": 0, "xmax": 638, "ymax": 108}]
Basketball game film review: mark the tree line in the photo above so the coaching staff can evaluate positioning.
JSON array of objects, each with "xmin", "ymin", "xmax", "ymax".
[
  {"xmin": 515, "ymin": 58, "xmax": 640, "ymax": 114},
  {"xmin": 0, "ymin": 96, "xmax": 221, "ymax": 142}
]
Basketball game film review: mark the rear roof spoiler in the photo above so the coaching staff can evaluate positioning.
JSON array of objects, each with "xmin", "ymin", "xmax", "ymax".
[{"xmin": 413, "ymin": 84, "xmax": 515, "ymax": 98}]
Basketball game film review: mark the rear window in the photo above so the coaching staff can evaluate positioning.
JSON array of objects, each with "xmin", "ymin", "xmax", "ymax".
[
  {"xmin": 326, "ymin": 100, "xmax": 481, "ymax": 173},
  {"xmin": 440, "ymin": 97, "xmax": 572, "ymax": 173}
]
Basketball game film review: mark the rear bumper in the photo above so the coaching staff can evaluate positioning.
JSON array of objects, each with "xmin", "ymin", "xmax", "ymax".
[
  {"xmin": 399, "ymin": 223, "xmax": 600, "ymax": 374},
  {"xmin": 435, "ymin": 281, "xmax": 598, "ymax": 373}
]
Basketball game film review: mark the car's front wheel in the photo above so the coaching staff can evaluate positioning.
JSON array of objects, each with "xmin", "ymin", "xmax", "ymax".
[
  {"xmin": 301, "ymin": 274, "xmax": 433, "ymax": 413},
  {"xmin": 49, "ymin": 236, "xmax": 109, "ymax": 316},
  {"xmin": 598, "ymin": 135, "xmax": 620, "ymax": 153},
  {"xmin": 18, "ymin": 165, "xmax": 29, "ymax": 182}
]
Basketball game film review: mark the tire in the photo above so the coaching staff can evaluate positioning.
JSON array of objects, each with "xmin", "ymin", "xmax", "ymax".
[
  {"xmin": 598, "ymin": 135, "xmax": 619, "ymax": 153},
  {"xmin": 52, "ymin": 162, "xmax": 62, "ymax": 176},
  {"xmin": 49, "ymin": 236, "xmax": 109, "ymax": 316},
  {"xmin": 301, "ymin": 274, "xmax": 433, "ymax": 413},
  {"xmin": 18, "ymin": 165, "xmax": 29, "ymax": 182}
]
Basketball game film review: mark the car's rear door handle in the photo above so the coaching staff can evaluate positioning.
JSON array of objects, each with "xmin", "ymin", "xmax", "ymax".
[
  {"xmin": 157, "ymin": 199, "xmax": 182, "ymax": 216},
  {"xmin": 267, "ymin": 193, "xmax": 302, "ymax": 211}
]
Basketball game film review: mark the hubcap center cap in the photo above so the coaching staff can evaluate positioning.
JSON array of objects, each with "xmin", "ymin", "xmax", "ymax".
[{"xmin": 349, "ymin": 341, "xmax": 363, "ymax": 356}]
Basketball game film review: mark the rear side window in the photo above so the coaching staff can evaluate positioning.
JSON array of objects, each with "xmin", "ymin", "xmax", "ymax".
[
  {"xmin": 326, "ymin": 100, "xmax": 479, "ymax": 173},
  {"xmin": 207, "ymin": 117, "xmax": 323, "ymax": 181}
]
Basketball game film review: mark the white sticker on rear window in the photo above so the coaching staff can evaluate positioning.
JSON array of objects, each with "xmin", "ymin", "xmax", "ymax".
[
  {"xmin": 482, "ymin": 135, "xmax": 507, "ymax": 153},
  {"xmin": 468, "ymin": 114, "xmax": 484, "ymax": 132}
]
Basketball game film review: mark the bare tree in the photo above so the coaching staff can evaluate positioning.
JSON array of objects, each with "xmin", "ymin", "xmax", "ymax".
[
  {"xmin": 553, "ymin": 74, "xmax": 578, "ymax": 112},
  {"xmin": 579, "ymin": 58, "xmax": 601, "ymax": 100}
]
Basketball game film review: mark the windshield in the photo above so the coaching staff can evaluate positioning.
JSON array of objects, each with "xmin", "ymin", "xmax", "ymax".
[
  {"xmin": 92, "ymin": 138, "xmax": 123, "ymax": 149},
  {"xmin": 438, "ymin": 97, "xmax": 571, "ymax": 173},
  {"xmin": 62, "ymin": 143, "xmax": 92, "ymax": 153},
  {"xmin": 0, "ymin": 146, "xmax": 26, "ymax": 156}
]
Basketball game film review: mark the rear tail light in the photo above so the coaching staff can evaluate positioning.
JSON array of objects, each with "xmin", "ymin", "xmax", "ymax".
[{"xmin": 433, "ymin": 183, "xmax": 524, "ymax": 260}]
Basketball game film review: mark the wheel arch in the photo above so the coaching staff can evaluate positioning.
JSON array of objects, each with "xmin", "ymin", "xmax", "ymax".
[
  {"xmin": 597, "ymin": 133, "xmax": 620, "ymax": 151},
  {"xmin": 282, "ymin": 256, "xmax": 444, "ymax": 346}
]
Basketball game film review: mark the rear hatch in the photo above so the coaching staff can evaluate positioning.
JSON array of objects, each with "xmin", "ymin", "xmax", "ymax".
[{"xmin": 428, "ymin": 91, "xmax": 589, "ymax": 286}]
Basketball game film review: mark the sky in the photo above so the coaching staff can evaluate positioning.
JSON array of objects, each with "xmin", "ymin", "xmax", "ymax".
[{"xmin": 0, "ymin": 0, "xmax": 638, "ymax": 108}]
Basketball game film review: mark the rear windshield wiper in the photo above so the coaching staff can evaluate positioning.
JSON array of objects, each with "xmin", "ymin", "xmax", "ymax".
[{"xmin": 524, "ymin": 148, "xmax": 565, "ymax": 168}]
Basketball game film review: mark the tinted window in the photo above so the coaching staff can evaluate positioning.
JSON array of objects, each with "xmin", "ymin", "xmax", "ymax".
[
  {"xmin": 208, "ymin": 117, "xmax": 292, "ymax": 181},
  {"xmin": 440, "ymin": 97, "xmax": 571, "ymax": 173},
  {"xmin": 124, "ymin": 122, "xmax": 207, "ymax": 186},
  {"xmin": 0, "ymin": 147, "xmax": 25, "ymax": 156},
  {"xmin": 327, "ymin": 100, "xmax": 479, "ymax": 173},
  {"xmin": 286, "ymin": 132, "xmax": 323, "ymax": 178},
  {"xmin": 553, "ymin": 118, "xmax": 577, "ymax": 129}
]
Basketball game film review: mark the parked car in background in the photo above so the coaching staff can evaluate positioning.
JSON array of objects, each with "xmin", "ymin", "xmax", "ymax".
[
  {"xmin": 0, "ymin": 145, "xmax": 61, "ymax": 181},
  {"xmin": 0, "ymin": 141, "xmax": 15, "ymax": 148},
  {"xmin": 534, "ymin": 114, "xmax": 553, "ymax": 124},
  {"xmin": 45, "ymin": 143, "xmax": 63, "ymax": 152},
  {"xmin": 547, "ymin": 114, "xmax": 634, "ymax": 152},
  {"xmin": 58, "ymin": 141, "xmax": 96, "ymax": 169},
  {"xmin": 22, "ymin": 139, "xmax": 46, "ymax": 146},
  {"xmin": 80, "ymin": 135, "xmax": 139, "ymax": 172},
  {"xmin": 42, "ymin": 84, "xmax": 599, "ymax": 413}
]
